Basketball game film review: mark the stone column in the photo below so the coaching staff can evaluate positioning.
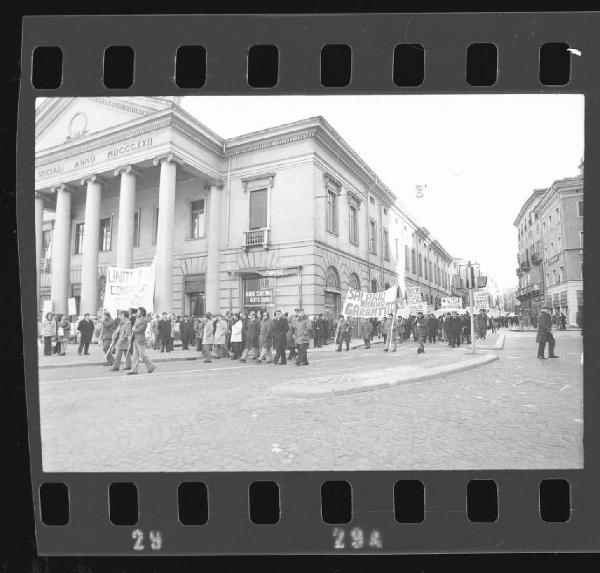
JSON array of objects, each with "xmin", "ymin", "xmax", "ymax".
[
  {"xmin": 80, "ymin": 175, "xmax": 103, "ymax": 317},
  {"xmin": 115, "ymin": 165, "xmax": 139, "ymax": 268},
  {"xmin": 153, "ymin": 154, "xmax": 179, "ymax": 314},
  {"xmin": 205, "ymin": 183, "xmax": 223, "ymax": 313},
  {"xmin": 50, "ymin": 184, "xmax": 72, "ymax": 315},
  {"xmin": 35, "ymin": 193, "xmax": 44, "ymax": 305}
]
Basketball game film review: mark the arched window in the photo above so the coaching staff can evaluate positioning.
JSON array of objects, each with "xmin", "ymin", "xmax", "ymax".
[
  {"xmin": 348, "ymin": 273, "xmax": 361, "ymax": 291},
  {"xmin": 371, "ymin": 278, "xmax": 379, "ymax": 293},
  {"xmin": 325, "ymin": 266, "xmax": 341, "ymax": 292}
]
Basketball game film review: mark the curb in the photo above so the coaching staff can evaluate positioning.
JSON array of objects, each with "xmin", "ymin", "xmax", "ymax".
[
  {"xmin": 38, "ymin": 339, "xmax": 385, "ymax": 370},
  {"xmin": 477, "ymin": 332, "xmax": 506, "ymax": 351},
  {"xmin": 270, "ymin": 353, "xmax": 500, "ymax": 398}
]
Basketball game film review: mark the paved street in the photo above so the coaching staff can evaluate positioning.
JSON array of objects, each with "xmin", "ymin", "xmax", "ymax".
[{"xmin": 38, "ymin": 329, "xmax": 583, "ymax": 472}]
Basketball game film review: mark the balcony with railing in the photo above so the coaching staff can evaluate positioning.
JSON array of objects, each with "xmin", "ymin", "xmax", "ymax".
[
  {"xmin": 531, "ymin": 252, "xmax": 542, "ymax": 265},
  {"xmin": 243, "ymin": 227, "xmax": 270, "ymax": 250},
  {"xmin": 516, "ymin": 283, "xmax": 542, "ymax": 299}
]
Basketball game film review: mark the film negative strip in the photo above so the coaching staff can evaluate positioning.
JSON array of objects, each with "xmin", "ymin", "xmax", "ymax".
[{"xmin": 18, "ymin": 13, "xmax": 597, "ymax": 555}]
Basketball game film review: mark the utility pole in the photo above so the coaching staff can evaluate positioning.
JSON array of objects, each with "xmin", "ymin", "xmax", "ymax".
[{"xmin": 467, "ymin": 260, "xmax": 476, "ymax": 355}]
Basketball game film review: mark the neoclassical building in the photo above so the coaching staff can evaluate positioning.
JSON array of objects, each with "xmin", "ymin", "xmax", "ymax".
[{"xmin": 35, "ymin": 96, "xmax": 454, "ymax": 318}]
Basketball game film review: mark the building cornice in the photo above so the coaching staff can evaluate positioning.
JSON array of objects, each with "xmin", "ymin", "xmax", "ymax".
[
  {"xmin": 534, "ymin": 175, "xmax": 583, "ymax": 215},
  {"xmin": 513, "ymin": 188, "xmax": 546, "ymax": 227}
]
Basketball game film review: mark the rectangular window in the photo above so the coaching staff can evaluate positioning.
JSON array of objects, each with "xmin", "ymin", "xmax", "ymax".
[
  {"xmin": 559, "ymin": 266, "xmax": 564, "ymax": 283},
  {"xmin": 424, "ymin": 259, "xmax": 428, "ymax": 280},
  {"xmin": 349, "ymin": 205, "xmax": 358, "ymax": 244},
  {"xmin": 395, "ymin": 238, "xmax": 399, "ymax": 262},
  {"xmin": 42, "ymin": 229, "xmax": 52, "ymax": 259},
  {"xmin": 190, "ymin": 199, "xmax": 206, "ymax": 239},
  {"xmin": 249, "ymin": 188, "xmax": 268, "ymax": 230},
  {"xmin": 369, "ymin": 219, "xmax": 377, "ymax": 254},
  {"xmin": 152, "ymin": 207, "xmax": 159, "ymax": 246},
  {"xmin": 418, "ymin": 254, "xmax": 423, "ymax": 277},
  {"xmin": 555, "ymin": 207, "xmax": 560, "ymax": 226},
  {"xmin": 405, "ymin": 245, "xmax": 410, "ymax": 271},
  {"xmin": 74, "ymin": 222, "xmax": 84, "ymax": 255},
  {"xmin": 326, "ymin": 190, "xmax": 338, "ymax": 234},
  {"xmin": 580, "ymin": 231, "xmax": 584, "ymax": 248},
  {"xmin": 133, "ymin": 209, "xmax": 140, "ymax": 248},
  {"xmin": 578, "ymin": 200, "xmax": 584, "ymax": 217},
  {"xmin": 411, "ymin": 249, "xmax": 416, "ymax": 273},
  {"xmin": 99, "ymin": 217, "xmax": 112, "ymax": 251},
  {"xmin": 383, "ymin": 228, "xmax": 390, "ymax": 261}
]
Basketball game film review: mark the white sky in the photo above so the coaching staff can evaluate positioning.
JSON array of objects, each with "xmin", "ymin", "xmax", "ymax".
[{"xmin": 181, "ymin": 94, "xmax": 584, "ymax": 291}]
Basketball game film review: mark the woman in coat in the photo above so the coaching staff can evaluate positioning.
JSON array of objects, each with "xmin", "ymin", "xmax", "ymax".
[
  {"xmin": 213, "ymin": 314, "xmax": 229, "ymax": 358},
  {"xmin": 256, "ymin": 311, "xmax": 274, "ymax": 363},
  {"xmin": 360, "ymin": 319, "xmax": 373, "ymax": 349},
  {"xmin": 41, "ymin": 312, "xmax": 55, "ymax": 356},
  {"xmin": 56, "ymin": 313, "xmax": 70, "ymax": 356},
  {"xmin": 230, "ymin": 313, "xmax": 243, "ymax": 359}
]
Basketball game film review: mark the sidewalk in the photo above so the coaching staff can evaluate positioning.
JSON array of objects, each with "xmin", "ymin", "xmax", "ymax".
[
  {"xmin": 37, "ymin": 338, "xmax": 385, "ymax": 370},
  {"xmin": 269, "ymin": 345, "xmax": 500, "ymax": 397}
]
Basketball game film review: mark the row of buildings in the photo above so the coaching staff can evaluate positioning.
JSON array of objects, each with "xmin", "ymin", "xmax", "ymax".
[
  {"xmin": 513, "ymin": 168, "xmax": 584, "ymax": 327},
  {"xmin": 34, "ymin": 96, "xmax": 476, "ymax": 320}
]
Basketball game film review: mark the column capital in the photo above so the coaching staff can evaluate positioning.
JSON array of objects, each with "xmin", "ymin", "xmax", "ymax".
[
  {"xmin": 80, "ymin": 174, "xmax": 106, "ymax": 187},
  {"xmin": 50, "ymin": 183, "xmax": 76, "ymax": 194},
  {"xmin": 114, "ymin": 164, "xmax": 142, "ymax": 178},
  {"xmin": 152, "ymin": 152, "xmax": 185, "ymax": 167}
]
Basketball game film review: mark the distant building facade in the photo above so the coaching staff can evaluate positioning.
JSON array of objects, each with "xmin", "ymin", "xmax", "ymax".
[
  {"xmin": 514, "ymin": 173, "xmax": 583, "ymax": 326},
  {"xmin": 35, "ymin": 97, "xmax": 454, "ymax": 319}
]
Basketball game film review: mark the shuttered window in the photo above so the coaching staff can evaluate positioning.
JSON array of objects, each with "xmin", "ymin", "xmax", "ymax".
[{"xmin": 249, "ymin": 188, "xmax": 268, "ymax": 229}]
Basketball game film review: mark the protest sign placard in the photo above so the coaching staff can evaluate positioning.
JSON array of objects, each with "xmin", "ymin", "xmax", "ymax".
[
  {"xmin": 103, "ymin": 261, "xmax": 156, "ymax": 316},
  {"xmin": 342, "ymin": 286, "xmax": 397, "ymax": 319},
  {"xmin": 473, "ymin": 291, "xmax": 490, "ymax": 311}
]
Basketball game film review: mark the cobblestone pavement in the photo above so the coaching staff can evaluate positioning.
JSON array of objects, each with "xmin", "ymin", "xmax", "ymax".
[{"xmin": 38, "ymin": 329, "xmax": 582, "ymax": 472}]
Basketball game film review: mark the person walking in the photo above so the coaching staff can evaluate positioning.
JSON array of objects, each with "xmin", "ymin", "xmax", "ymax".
[
  {"xmin": 213, "ymin": 313, "xmax": 229, "ymax": 358},
  {"xmin": 100, "ymin": 311, "xmax": 117, "ymax": 359},
  {"xmin": 240, "ymin": 312, "xmax": 260, "ymax": 363},
  {"xmin": 76, "ymin": 313, "xmax": 94, "ymax": 355},
  {"xmin": 335, "ymin": 314, "xmax": 349, "ymax": 352},
  {"xmin": 382, "ymin": 314, "xmax": 393, "ymax": 349},
  {"xmin": 126, "ymin": 307, "xmax": 155, "ymax": 375},
  {"xmin": 415, "ymin": 311, "xmax": 428, "ymax": 354},
  {"xmin": 560, "ymin": 312, "xmax": 567, "ymax": 330},
  {"xmin": 110, "ymin": 311, "xmax": 132, "ymax": 371},
  {"xmin": 150, "ymin": 313, "xmax": 160, "ymax": 350},
  {"xmin": 230, "ymin": 313, "xmax": 244, "ymax": 359},
  {"xmin": 256, "ymin": 311, "xmax": 274, "ymax": 363},
  {"xmin": 389, "ymin": 315, "xmax": 402, "ymax": 352},
  {"xmin": 537, "ymin": 307, "xmax": 559, "ymax": 359},
  {"xmin": 42, "ymin": 312, "xmax": 55, "ymax": 356},
  {"xmin": 293, "ymin": 308, "xmax": 311, "ymax": 365},
  {"xmin": 202, "ymin": 312, "xmax": 215, "ymax": 363},
  {"xmin": 272, "ymin": 310, "xmax": 289, "ymax": 365},
  {"xmin": 427, "ymin": 313, "xmax": 439, "ymax": 344},
  {"xmin": 360, "ymin": 319, "xmax": 373, "ymax": 349}
]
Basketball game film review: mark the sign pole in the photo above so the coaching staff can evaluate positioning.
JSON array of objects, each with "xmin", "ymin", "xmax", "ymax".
[{"xmin": 468, "ymin": 261, "xmax": 476, "ymax": 355}]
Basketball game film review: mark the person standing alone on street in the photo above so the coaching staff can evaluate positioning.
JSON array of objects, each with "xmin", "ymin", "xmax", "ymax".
[
  {"xmin": 537, "ymin": 307, "xmax": 559, "ymax": 359},
  {"xmin": 293, "ymin": 308, "xmax": 311, "ymax": 365},
  {"xmin": 416, "ymin": 311, "xmax": 428, "ymax": 354},
  {"xmin": 77, "ymin": 313, "xmax": 94, "ymax": 355},
  {"xmin": 127, "ymin": 307, "xmax": 155, "ymax": 375},
  {"xmin": 335, "ymin": 314, "xmax": 350, "ymax": 352},
  {"xmin": 42, "ymin": 312, "xmax": 55, "ymax": 356}
]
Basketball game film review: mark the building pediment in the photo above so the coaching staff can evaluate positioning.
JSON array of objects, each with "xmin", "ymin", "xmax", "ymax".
[{"xmin": 35, "ymin": 97, "xmax": 175, "ymax": 152}]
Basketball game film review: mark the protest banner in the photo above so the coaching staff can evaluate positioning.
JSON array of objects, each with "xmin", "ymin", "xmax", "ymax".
[
  {"xmin": 441, "ymin": 296, "xmax": 463, "ymax": 310},
  {"xmin": 342, "ymin": 286, "xmax": 398, "ymax": 319},
  {"xmin": 103, "ymin": 260, "xmax": 156, "ymax": 316},
  {"xmin": 42, "ymin": 299, "xmax": 53, "ymax": 316},
  {"xmin": 406, "ymin": 286, "xmax": 426, "ymax": 313},
  {"xmin": 67, "ymin": 297, "xmax": 77, "ymax": 316},
  {"xmin": 473, "ymin": 291, "xmax": 490, "ymax": 311}
]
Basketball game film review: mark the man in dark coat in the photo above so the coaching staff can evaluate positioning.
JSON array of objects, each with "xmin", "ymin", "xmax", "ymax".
[
  {"xmin": 180, "ymin": 314, "xmax": 195, "ymax": 350},
  {"xmin": 537, "ymin": 307, "xmax": 558, "ymax": 359},
  {"xmin": 427, "ymin": 314, "xmax": 439, "ymax": 344},
  {"xmin": 77, "ymin": 313, "xmax": 95, "ymax": 355},
  {"xmin": 448, "ymin": 312, "xmax": 462, "ymax": 348},
  {"xmin": 158, "ymin": 312, "xmax": 172, "ymax": 353},
  {"xmin": 272, "ymin": 310, "xmax": 289, "ymax": 365}
]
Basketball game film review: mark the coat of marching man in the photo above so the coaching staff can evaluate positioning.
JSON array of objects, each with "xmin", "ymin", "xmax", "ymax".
[
  {"xmin": 537, "ymin": 306, "xmax": 559, "ymax": 359},
  {"xmin": 127, "ymin": 306, "xmax": 155, "ymax": 375}
]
